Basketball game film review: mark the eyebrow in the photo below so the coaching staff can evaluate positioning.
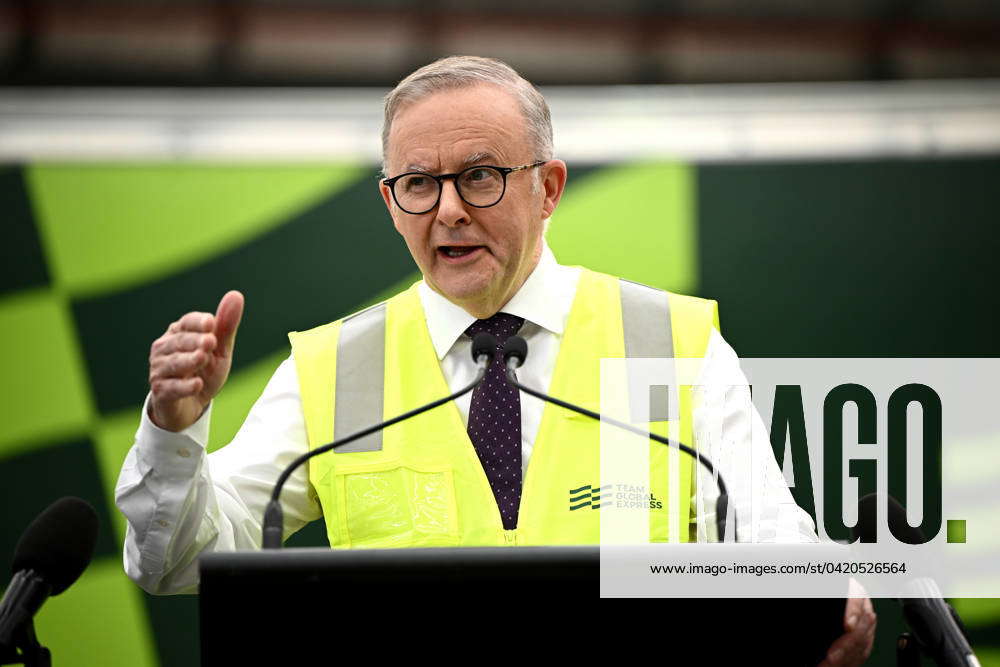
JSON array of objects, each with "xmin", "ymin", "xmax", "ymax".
[
  {"xmin": 402, "ymin": 151, "xmax": 498, "ymax": 175},
  {"xmin": 461, "ymin": 151, "xmax": 497, "ymax": 168}
]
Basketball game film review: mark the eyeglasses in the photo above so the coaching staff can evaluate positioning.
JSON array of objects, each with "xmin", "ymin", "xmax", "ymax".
[{"xmin": 382, "ymin": 161, "xmax": 547, "ymax": 215}]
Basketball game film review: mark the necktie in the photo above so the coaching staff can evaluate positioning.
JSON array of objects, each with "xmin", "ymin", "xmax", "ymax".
[{"xmin": 464, "ymin": 312, "xmax": 525, "ymax": 530}]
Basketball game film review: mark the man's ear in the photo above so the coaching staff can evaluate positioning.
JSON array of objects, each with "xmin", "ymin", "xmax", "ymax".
[
  {"xmin": 540, "ymin": 159, "xmax": 568, "ymax": 219},
  {"xmin": 379, "ymin": 180, "xmax": 403, "ymax": 233}
]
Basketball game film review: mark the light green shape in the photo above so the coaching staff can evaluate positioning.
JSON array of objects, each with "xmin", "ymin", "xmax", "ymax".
[
  {"xmin": 953, "ymin": 598, "xmax": 1000, "ymax": 627},
  {"xmin": 974, "ymin": 648, "xmax": 1000, "ymax": 667},
  {"xmin": 208, "ymin": 349, "xmax": 289, "ymax": 452},
  {"xmin": 26, "ymin": 164, "xmax": 364, "ymax": 297},
  {"xmin": 547, "ymin": 162, "xmax": 697, "ymax": 294},
  {"xmin": 0, "ymin": 289, "xmax": 94, "ymax": 458},
  {"xmin": 948, "ymin": 519, "xmax": 967, "ymax": 543},
  {"xmin": 34, "ymin": 558, "xmax": 157, "ymax": 667}
]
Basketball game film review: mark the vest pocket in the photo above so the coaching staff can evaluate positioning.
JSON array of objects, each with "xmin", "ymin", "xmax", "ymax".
[{"xmin": 333, "ymin": 459, "xmax": 460, "ymax": 548}]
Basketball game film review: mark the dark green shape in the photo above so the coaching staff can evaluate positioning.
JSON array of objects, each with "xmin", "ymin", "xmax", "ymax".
[
  {"xmin": 823, "ymin": 383, "xmax": 878, "ymax": 542},
  {"xmin": 769, "ymin": 385, "xmax": 816, "ymax": 523},
  {"xmin": 887, "ymin": 383, "xmax": 942, "ymax": 544},
  {"xmin": 284, "ymin": 519, "xmax": 330, "ymax": 548},
  {"xmin": 72, "ymin": 169, "xmax": 417, "ymax": 415},
  {"xmin": 0, "ymin": 438, "xmax": 117, "ymax": 576},
  {"xmin": 697, "ymin": 158, "xmax": 1000, "ymax": 357},
  {"xmin": 947, "ymin": 519, "xmax": 966, "ymax": 544},
  {"xmin": 0, "ymin": 167, "xmax": 49, "ymax": 296},
  {"xmin": 142, "ymin": 594, "xmax": 199, "ymax": 667}
]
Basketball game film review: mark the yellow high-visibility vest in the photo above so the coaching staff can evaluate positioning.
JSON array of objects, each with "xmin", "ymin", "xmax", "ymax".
[{"xmin": 288, "ymin": 268, "xmax": 719, "ymax": 547}]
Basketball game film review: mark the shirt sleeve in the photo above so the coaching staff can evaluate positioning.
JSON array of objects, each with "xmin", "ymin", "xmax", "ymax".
[
  {"xmin": 114, "ymin": 355, "xmax": 322, "ymax": 594},
  {"xmin": 690, "ymin": 330, "xmax": 819, "ymax": 544}
]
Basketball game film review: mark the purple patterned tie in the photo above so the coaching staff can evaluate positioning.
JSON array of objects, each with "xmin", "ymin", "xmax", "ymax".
[{"xmin": 464, "ymin": 312, "xmax": 525, "ymax": 530}]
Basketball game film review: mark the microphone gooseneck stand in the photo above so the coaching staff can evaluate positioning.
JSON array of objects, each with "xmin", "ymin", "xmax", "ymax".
[
  {"xmin": 261, "ymin": 332, "xmax": 499, "ymax": 548},
  {"xmin": 0, "ymin": 617, "xmax": 49, "ymax": 667},
  {"xmin": 500, "ymin": 335, "xmax": 735, "ymax": 542}
]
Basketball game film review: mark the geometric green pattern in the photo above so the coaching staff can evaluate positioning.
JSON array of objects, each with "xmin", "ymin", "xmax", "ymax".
[
  {"xmin": 35, "ymin": 558, "xmax": 157, "ymax": 667},
  {"xmin": 5, "ymin": 159, "xmax": 1000, "ymax": 667},
  {"xmin": 548, "ymin": 162, "xmax": 697, "ymax": 295},
  {"xmin": 26, "ymin": 164, "xmax": 364, "ymax": 297},
  {"xmin": 0, "ymin": 288, "xmax": 94, "ymax": 458}
]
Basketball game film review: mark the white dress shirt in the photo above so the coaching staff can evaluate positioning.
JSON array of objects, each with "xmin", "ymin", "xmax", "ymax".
[{"xmin": 115, "ymin": 241, "xmax": 817, "ymax": 595}]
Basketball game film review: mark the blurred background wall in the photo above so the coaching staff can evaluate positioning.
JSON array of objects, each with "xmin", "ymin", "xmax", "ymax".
[
  {"xmin": 1, "ymin": 1, "xmax": 999, "ymax": 665},
  {"xmin": 2, "ymin": 0, "xmax": 1000, "ymax": 85}
]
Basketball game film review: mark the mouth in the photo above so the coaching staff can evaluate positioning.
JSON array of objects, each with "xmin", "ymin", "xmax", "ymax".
[{"xmin": 437, "ymin": 245, "xmax": 486, "ymax": 263}]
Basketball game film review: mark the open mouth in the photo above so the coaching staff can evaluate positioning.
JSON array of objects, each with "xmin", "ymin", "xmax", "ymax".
[{"xmin": 437, "ymin": 245, "xmax": 485, "ymax": 261}]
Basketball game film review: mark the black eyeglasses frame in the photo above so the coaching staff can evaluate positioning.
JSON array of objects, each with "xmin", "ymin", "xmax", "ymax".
[{"xmin": 381, "ymin": 160, "xmax": 547, "ymax": 214}]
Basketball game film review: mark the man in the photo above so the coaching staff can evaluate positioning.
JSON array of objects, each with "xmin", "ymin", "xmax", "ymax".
[{"xmin": 116, "ymin": 56, "xmax": 874, "ymax": 664}]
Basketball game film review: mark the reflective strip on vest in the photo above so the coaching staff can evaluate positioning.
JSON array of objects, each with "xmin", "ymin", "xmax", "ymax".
[
  {"xmin": 619, "ymin": 278, "xmax": 673, "ymax": 422},
  {"xmin": 333, "ymin": 303, "xmax": 386, "ymax": 452}
]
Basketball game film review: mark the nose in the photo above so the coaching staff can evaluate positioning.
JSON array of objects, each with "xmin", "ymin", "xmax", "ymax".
[{"xmin": 436, "ymin": 178, "xmax": 470, "ymax": 227}]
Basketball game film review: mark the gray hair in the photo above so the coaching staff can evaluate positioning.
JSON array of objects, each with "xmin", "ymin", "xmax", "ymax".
[{"xmin": 381, "ymin": 56, "xmax": 553, "ymax": 176}]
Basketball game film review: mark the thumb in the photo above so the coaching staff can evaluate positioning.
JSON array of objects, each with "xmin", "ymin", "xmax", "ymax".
[{"xmin": 214, "ymin": 290, "xmax": 244, "ymax": 357}]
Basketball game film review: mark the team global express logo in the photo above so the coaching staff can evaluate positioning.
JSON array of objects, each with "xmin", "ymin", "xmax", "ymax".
[{"xmin": 569, "ymin": 484, "xmax": 663, "ymax": 511}]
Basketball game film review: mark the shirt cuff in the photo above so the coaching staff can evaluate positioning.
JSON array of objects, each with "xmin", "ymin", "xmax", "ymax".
[{"xmin": 136, "ymin": 393, "xmax": 212, "ymax": 475}]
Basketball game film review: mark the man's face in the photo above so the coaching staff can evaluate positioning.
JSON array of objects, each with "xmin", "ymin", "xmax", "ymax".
[{"xmin": 380, "ymin": 84, "xmax": 565, "ymax": 318}]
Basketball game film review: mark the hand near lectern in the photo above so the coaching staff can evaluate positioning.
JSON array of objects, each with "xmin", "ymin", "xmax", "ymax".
[{"xmin": 147, "ymin": 290, "xmax": 244, "ymax": 432}]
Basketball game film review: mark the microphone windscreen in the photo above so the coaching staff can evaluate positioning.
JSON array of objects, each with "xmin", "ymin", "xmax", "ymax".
[
  {"xmin": 12, "ymin": 496, "xmax": 98, "ymax": 595},
  {"xmin": 503, "ymin": 336, "xmax": 528, "ymax": 367},
  {"xmin": 471, "ymin": 332, "xmax": 498, "ymax": 363}
]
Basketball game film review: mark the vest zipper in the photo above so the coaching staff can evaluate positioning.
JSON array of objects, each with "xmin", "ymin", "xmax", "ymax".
[{"xmin": 503, "ymin": 529, "xmax": 517, "ymax": 545}]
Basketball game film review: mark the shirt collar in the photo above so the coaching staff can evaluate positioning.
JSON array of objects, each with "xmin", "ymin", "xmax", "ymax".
[{"xmin": 418, "ymin": 240, "xmax": 579, "ymax": 360}]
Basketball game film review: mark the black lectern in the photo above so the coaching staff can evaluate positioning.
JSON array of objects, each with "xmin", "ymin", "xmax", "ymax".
[{"xmin": 200, "ymin": 546, "xmax": 843, "ymax": 664}]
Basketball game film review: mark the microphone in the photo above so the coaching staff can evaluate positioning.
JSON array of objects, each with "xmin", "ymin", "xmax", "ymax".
[
  {"xmin": 501, "ymin": 336, "xmax": 733, "ymax": 542},
  {"xmin": 0, "ymin": 497, "xmax": 98, "ymax": 658},
  {"xmin": 261, "ymin": 332, "xmax": 498, "ymax": 548},
  {"xmin": 852, "ymin": 493, "xmax": 980, "ymax": 667}
]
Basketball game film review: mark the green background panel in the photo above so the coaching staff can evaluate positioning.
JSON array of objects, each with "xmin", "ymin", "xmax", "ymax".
[
  {"xmin": 27, "ymin": 164, "xmax": 363, "ymax": 296},
  {"xmin": 0, "ymin": 289, "xmax": 93, "ymax": 457},
  {"xmin": 68, "ymin": 167, "xmax": 417, "ymax": 415},
  {"xmin": 1, "ymin": 159, "xmax": 999, "ymax": 666},
  {"xmin": 548, "ymin": 162, "xmax": 696, "ymax": 294}
]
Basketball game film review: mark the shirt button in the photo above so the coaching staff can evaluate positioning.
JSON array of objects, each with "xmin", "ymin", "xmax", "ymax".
[
  {"xmin": 156, "ymin": 519, "xmax": 170, "ymax": 528},
  {"xmin": 177, "ymin": 447, "xmax": 191, "ymax": 458}
]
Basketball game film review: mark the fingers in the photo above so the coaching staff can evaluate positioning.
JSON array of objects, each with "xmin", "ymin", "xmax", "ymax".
[
  {"xmin": 151, "ymin": 349, "xmax": 210, "ymax": 380},
  {"xmin": 149, "ymin": 293, "xmax": 241, "ymax": 411},
  {"xmin": 213, "ymin": 290, "xmax": 244, "ymax": 357},
  {"xmin": 844, "ymin": 595, "xmax": 866, "ymax": 631},
  {"xmin": 151, "ymin": 332, "xmax": 217, "ymax": 357},
  {"xmin": 167, "ymin": 311, "xmax": 214, "ymax": 334},
  {"xmin": 150, "ymin": 376, "xmax": 204, "ymax": 402}
]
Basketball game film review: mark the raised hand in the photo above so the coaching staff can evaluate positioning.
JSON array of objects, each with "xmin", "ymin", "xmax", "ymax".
[{"xmin": 148, "ymin": 290, "xmax": 244, "ymax": 432}]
